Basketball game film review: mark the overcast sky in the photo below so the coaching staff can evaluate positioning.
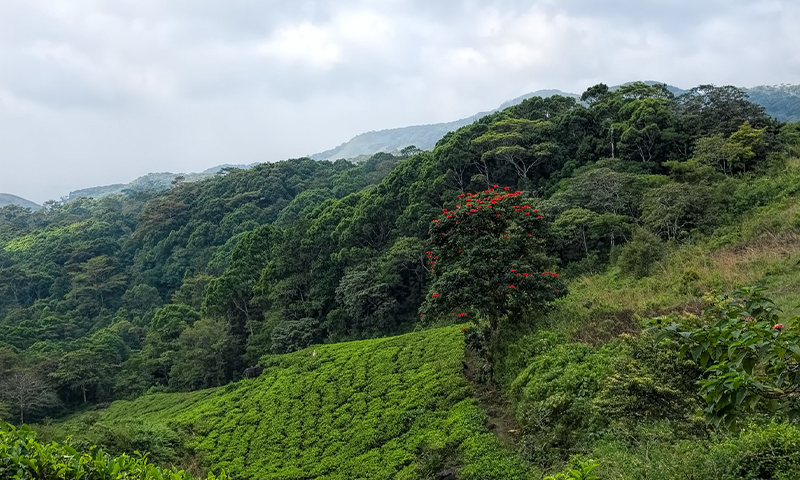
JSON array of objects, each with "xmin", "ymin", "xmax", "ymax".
[{"xmin": 1, "ymin": 0, "xmax": 798, "ymax": 203}]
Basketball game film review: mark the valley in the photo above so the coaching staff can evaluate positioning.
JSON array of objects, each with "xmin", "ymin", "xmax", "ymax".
[{"xmin": 3, "ymin": 82, "xmax": 800, "ymax": 479}]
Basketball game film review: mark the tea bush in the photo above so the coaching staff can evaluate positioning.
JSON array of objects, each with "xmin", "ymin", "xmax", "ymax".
[
  {"xmin": 42, "ymin": 327, "xmax": 537, "ymax": 479},
  {"xmin": 0, "ymin": 421, "xmax": 226, "ymax": 480}
]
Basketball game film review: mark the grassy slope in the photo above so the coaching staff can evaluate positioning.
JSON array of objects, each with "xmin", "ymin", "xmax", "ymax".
[
  {"xmin": 495, "ymin": 161, "xmax": 800, "ymax": 478},
  {"xmin": 42, "ymin": 326, "xmax": 534, "ymax": 480}
]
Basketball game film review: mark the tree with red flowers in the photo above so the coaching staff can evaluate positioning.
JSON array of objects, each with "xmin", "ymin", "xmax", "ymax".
[{"xmin": 419, "ymin": 187, "xmax": 565, "ymax": 336}]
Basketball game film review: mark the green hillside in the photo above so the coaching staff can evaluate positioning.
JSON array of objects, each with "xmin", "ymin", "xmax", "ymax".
[
  {"xmin": 745, "ymin": 84, "xmax": 800, "ymax": 122},
  {"xmin": 492, "ymin": 166, "xmax": 800, "ymax": 478},
  {"xmin": 37, "ymin": 327, "xmax": 531, "ymax": 480},
  {"xmin": 3, "ymin": 81, "xmax": 800, "ymax": 479}
]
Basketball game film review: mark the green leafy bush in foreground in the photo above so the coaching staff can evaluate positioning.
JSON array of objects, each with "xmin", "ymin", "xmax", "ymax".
[
  {"xmin": 0, "ymin": 421, "xmax": 226, "ymax": 480},
  {"xmin": 42, "ymin": 327, "xmax": 534, "ymax": 480},
  {"xmin": 658, "ymin": 286, "xmax": 800, "ymax": 428}
]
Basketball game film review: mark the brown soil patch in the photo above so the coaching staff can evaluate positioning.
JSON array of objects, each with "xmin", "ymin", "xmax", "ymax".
[{"xmin": 571, "ymin": 309, "xmax": 641, "ymax": 346}]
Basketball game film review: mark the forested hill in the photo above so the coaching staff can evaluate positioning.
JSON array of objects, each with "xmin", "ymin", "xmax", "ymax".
[
  {"xmin": 745, "ymin": 84, "xmax": 800, "ymax": 122},
  {"xmin": 3, "ymin": 81, "xmax": 800, "ymax": 478},
  {"xmin": 309, "ymin": 88, "xmax": 577, "ymax": 161},
  {"xmin": 310, "ymin": 82, "xmax": 800, "ymax": 161},
  {"xmin": 0, "ymin": 193, "xmax": 40, "ymax": 210},
  {"xmin": 64, "ymin": 164, "xmax": 257, "ymax": 202}
]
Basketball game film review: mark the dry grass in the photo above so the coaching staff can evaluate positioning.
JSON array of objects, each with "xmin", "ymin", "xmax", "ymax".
[{"xmin": 562, "ymin": 197, "xmax": 800, "ymax": 322}]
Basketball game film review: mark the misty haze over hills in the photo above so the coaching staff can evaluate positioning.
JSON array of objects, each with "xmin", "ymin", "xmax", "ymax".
[
  {"xmin": 0, "ymin": 193, "xmax": 40, "ymax": 210},
  {"xmin": 3, "ymin": 82, "xmax": 798, "ymax": 206}
]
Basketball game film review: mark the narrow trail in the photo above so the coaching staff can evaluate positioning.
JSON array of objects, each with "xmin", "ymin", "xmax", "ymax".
[{"xmin": 462, "ymin": 349, "xmax": 522, "ymax": 448}]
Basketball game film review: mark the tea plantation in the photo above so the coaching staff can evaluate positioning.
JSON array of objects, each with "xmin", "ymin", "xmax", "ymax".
[
  {"xmin": 0, "ymin": 422, "xmax": 228, "ymax": 480},
  {"xmin": 39, "ymin": 326, "xmax": 534, "ymax": 480}
]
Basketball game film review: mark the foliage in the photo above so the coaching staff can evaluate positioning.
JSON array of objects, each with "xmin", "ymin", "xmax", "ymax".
[
  {"xmin": 615, "ymin": 229, "xmax": 664, "ymax": 278},
  {"xmin": 543, "ymin": 458, "xmax": 599, "ymax": 480},
  {"xmin": 421, "ymin": 188, "xmax": 565, "ymax": 335},
  {"xmin": 40, "ymin": 327, "xmax": 535, "ymax": 480},
  {"xmin": 657, "ymin": 286, "xmax": 800, "ymax": 428},
  {"xmin": 0, "ymin": 421, "xmax": 227, "ymax": 480},
  {"xmin": 592, "ymin": 422, "xmax": 800, "ymax": 480},
  {"xmin": 509, "ymin": 334, "xmax": 621, "ymax": 465}
]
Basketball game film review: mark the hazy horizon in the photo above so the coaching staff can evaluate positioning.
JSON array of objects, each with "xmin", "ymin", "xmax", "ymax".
[{"xmin": 1, "ymin": 0, "xmax": 798, "ymax": 203}]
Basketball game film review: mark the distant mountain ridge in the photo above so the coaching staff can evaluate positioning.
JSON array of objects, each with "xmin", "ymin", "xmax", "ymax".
[
  {"xmin": 309, "ymin": 89, "xmax": 576, "ymax": 161},
  {"xmin": 0, "ymin": 193, "xmax": 40, "ymax": 210},
  {"xmin": 65, "ymin": 164, "xmax": 256, "ymax": 202},
  {"xmin": 744, "ymin": 84, "xmax": 800, "ymax": 122},
  {"xmin": 65, "ymin": 82, "xmax": 800, "ymax": 202},
  {"xmin": 309, "ymin": 82, "xmax": 799, "ymax": 161}
]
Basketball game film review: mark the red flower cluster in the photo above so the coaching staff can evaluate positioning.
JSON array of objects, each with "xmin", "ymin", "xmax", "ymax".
[
  {"xmin": 432, "ymin": 292, "xmax": 440, "ymax": 299},
  {"xmin": 426, "ymin": 251, "xmax": 438, "ymax": 270},
  {"xmin": 429, "ymin": 187, "xmax": 545, "ymax": 237},
  {"xmin": 513, "ymin": 205, "xmax": 539, "ymax": 217},
  {"xmin": 541, "ymin": 271, "xmax": 559, "ymax": 277},
  {"xmin": 774, "ymin": 324, "xmax": 784, "ymax": 330}
]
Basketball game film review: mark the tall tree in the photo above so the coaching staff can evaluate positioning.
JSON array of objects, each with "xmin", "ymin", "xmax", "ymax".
[
  {"xmin": 420, "ymin": 187, "xmax": 564, "ymax": 335},
  {"xmin": 473, "ymin": 117, "xmax": 558, "ymax": 183}
]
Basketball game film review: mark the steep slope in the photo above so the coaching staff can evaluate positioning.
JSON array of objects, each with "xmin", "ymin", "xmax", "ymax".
[
  {"xmin": 0, "ymin": 193, "xmax": 40, "ymax": 210},
  {"xmin": 41, "ymin": 326, "xmax": 532, "ymax": 480}
]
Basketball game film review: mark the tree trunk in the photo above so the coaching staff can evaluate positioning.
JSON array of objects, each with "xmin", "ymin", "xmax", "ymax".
[
  {"xmin": 582, "ymin": 227, "xmax": 588, "ymax": 255},
  {"xmin": 610, "ymin": 126, "xmax": 616, "ymax": 159},
  {"xmin": 489, "ymin": 316, "xmax": 499, "ymax": 336}
]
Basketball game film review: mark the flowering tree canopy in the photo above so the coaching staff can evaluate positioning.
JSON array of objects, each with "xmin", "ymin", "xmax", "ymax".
[{"xmin": 419, "ymin": 187, "xmax": 565, "ymax": 333}]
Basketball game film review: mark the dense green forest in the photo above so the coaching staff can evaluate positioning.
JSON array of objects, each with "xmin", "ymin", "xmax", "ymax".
[
  {"xmin": 3, "ymin": 82, "xmax": 800, "ymax": 478},
  {"xmin": 308, "ymin": 82, "xmax": 800, "ymax": 162}
]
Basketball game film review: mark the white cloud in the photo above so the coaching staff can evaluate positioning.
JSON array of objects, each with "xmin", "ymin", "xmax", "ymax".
[
  {"xmin": 334, "ymin": 10, "xmax": 393, "ymax": 45},
  {"xmin": 259, "ymin": 22, "xmax": 342, "ymax": 70}
]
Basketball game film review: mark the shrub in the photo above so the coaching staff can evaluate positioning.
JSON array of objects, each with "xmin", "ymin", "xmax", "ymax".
[
  {"xmin": 658, "ymin": 286, "xmax": 800, "ymax": 428},
  {"xmin": 708, "ymin": 422, "xmax": 800, "ymax": 480},
  {"xmin": 616, "ymin": 229, "xmax": 664, "ymax": 278},
  {"xmin": 509, "ymin": 340, "xmax": 621, "ymax": 464},
  {"xmin": 0, "ymin": 421, "xmax": 226, "ymax": 480}
]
